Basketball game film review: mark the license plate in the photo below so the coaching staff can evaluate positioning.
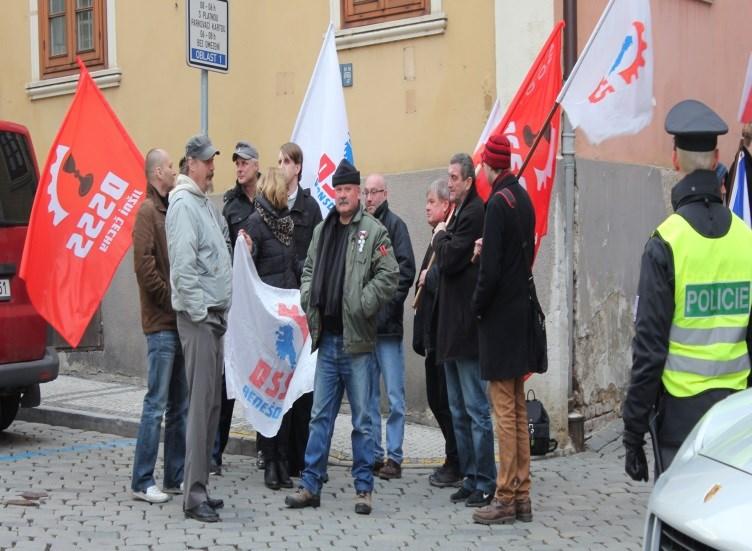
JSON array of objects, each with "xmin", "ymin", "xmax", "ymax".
[{"xmin": 0, "ymin": 278, "xmax": 10, "ymax": 301}]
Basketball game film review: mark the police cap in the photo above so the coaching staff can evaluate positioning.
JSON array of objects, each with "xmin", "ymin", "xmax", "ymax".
[{"xmin": 665, "ymin": 99, "xmax": 728, "ymax": 152}]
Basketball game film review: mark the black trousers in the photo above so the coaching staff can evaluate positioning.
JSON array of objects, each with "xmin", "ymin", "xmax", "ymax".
[
  {"xmin": 424, "ymin": 350, "xmax": 459, "ymax": 468},
  {"xmin": 258, "ymin": 392, "xmax": 312, "ymax": 474},
  {"xmin": 212, "ymin": 372, "xmax": 234, "ymax": 466}
]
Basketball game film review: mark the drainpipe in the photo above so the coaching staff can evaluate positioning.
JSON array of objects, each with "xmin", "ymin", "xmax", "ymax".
[{"xmin": 562, "ymin": 0, "xmax": 577, "ymax": 406}]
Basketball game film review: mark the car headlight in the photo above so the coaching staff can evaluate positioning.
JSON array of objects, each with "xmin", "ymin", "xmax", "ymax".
[{"xmin": 668, "ymin": 413, "xmax": 710, "ymax": 472}]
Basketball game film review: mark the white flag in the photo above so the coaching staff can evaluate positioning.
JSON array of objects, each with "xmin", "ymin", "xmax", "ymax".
[
  {"xmin": 291, "ymin": 23, "xmax": 353, "ymax": 218},
  {"xmin": 558, "ymin": 0, "xmax": 654, "ymax": 144},
  {"xmin": 224, "ymin": 238, "xmax": 316, "ymax": 438}
]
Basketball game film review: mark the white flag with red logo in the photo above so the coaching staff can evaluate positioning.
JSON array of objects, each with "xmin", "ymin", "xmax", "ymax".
[
  {"xmin": 19, "ymin": 60, "xmax": 145, "ymax": 347},
  {"xmin": 291, "ymin": 23, "xmax": 353, "ymax": 218},
  {"xmin": 558, "ymin": 0, "xmax": 654, "ymax": 144},
  {"xmin": 738, "ymin": 53, "xmax": 752, "ymax": 123},
  {"xmin": 224, "ymin": 238, "xmax": 316, "ymax": 438},
  {"xmin": 474, "ymin": 21, "xmax": 564, "ymax": 251}
]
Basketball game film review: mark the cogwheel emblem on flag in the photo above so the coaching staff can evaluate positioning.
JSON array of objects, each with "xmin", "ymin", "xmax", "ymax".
[{"xmin": 588, "ymin": 20, "xmax": 649, "ymax": 104}]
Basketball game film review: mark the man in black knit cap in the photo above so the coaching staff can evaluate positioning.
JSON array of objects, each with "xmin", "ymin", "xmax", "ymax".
[{"xmin": 284, "ymin": 158, "xmax": 398, "ymax": 515}]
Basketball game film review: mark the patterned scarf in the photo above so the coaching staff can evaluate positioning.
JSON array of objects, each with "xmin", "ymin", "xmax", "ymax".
[{"xmin": 254, "ymin": 197, "xmax": 294, "ymax": 246}]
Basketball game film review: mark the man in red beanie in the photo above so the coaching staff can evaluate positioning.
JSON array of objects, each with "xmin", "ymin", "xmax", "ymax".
[{"xmin": 471, "ymin": 134, "xmax": 536, "ymax": 525}]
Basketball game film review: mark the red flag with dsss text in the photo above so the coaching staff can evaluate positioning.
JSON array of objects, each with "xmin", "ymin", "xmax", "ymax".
[
  {"xmin": 19, "ymin": 60, "xmax": 145, "ymax": 347},
  {"xmin": 473, "ymin": 21, "xmax": 564, "ymax": 252}
]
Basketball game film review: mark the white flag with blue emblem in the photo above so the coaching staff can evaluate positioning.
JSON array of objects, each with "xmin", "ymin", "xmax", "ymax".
[
  {"xmin": 558, "ymin": 0, "xmax": 654, "ymax": 144},
  {"xmin": 730, "ymin": 148, "xmax": 751, "ymax": 227},
  {"xmin": 224, "ymin": 239, "xmax": 316, "ymax": 438},
  {"xmin": 291, "ymin": 22, "xmax": 354, "ymax": 218}
]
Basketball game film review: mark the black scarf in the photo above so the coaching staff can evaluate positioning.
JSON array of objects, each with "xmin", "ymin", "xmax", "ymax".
[
  {"xmin": 310, "ymin": 209, "xmax": 349, "ymax": 321},
  {"xmin": 254, "ymin": 196, "xmax": 294, "ymax": 246}
]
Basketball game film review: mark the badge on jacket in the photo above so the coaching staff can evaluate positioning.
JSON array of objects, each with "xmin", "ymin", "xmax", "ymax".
[{"xmin": 357, "ymin": 230, "xmax": 368, "ymax": 253}]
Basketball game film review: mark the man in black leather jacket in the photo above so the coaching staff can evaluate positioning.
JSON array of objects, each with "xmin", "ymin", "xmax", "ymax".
[{"xmin": 363, "ymin": 173, "xmax": 416, "ymax": 480}]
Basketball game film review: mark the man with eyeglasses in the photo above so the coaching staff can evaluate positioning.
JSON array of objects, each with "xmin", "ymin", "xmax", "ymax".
[{"xmin": 362, "ymin": 174, "xmax": 415, "ymax": 480}]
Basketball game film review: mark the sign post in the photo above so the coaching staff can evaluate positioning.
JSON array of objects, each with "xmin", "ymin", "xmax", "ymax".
[{"xmin": 186, "ymin": 0, "xmax": 229, "ymax": 134}]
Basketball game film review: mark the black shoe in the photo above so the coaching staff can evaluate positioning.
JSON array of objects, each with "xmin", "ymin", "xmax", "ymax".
[
  {"xmin": 265, "ymin": 461, "xmax": 280, "ymax": 490},
  {"xmin": 450, "ymin": 487, "xmax": 473, "ymax": 503},
  {"xmin": 209, "ymin": 461, "xmax": 222, "ymax": 476},
  {"xmin": 285, "ymin": 487, "xmax": 321, "ymax": 509},
  {"xmin": 465, "ymin": 489, "xmax": 493, "ymax": 508},
  {"xmin": 429, "ymin": 463, "xmax": 462, "ymax": 488},
  {"xmin": 277, "ymin": 460, "xmax": 293, "ymax": 489},
  {"xmin": 185, "ymin": 502, "xmax": 220, "ymax": 522},
  {"xmin": 207, "ymin": 498, "xmax": 224, "ymax": 510}
]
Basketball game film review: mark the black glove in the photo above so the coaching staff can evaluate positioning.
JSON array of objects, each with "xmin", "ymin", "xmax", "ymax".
[{"xmin": 623, "ymin": 430, "xmax": 649, "ymax": 482}]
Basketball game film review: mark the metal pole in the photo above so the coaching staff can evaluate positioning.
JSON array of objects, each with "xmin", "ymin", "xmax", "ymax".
[
  {"xmin": 201, "ymin": 69, "xmax": 208, "ymax": 135},
  {"xmin": 563, "ymin": 0, "xmax": 577, "ymax": 400}
]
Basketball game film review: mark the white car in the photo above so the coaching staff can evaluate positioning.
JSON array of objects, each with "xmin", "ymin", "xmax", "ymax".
[{"xmin": 644, "ymin": 388, "xmax": 752, "ymax": 551}]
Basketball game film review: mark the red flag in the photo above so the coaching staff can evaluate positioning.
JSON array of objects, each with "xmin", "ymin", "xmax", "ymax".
[
  {"xmin": 19, "ymin": 60, "xmax": 145, "ymax": 347},
  {"xmin": 473, "ymin": 21, "xmax": 564, "ymax": 251}
]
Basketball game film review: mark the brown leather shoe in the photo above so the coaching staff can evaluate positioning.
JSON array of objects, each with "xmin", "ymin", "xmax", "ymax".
[
  {"xmin": 515, "ymin": 498, "xmax": 533, "ymax": 522},
  {"xmin": 378, "ymin": 459, "xmax": 402, "ymax": 480},
  {"xmin": 472, "ymin": 498, "xmax": 516, "ymax": 525},
  {"xmin": 284, "ymin": 487, "xmax": 320, "ymax": 509}
]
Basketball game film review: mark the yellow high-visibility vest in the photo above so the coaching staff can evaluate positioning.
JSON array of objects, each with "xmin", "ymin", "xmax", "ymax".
[{"xmin": 656, "ymin": 213, "xmax": 752, "ymax": 397}]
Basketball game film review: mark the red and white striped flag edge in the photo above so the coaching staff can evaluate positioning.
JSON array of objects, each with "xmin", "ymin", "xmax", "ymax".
[{"xmin": 738, "ymin": 52, "xmax": 752, "ymax": 124}]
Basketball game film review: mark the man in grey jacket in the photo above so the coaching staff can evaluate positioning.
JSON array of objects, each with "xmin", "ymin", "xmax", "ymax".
[{"xmin": 166, "ymin": 135, "xmax": 232, "ymax": 523}]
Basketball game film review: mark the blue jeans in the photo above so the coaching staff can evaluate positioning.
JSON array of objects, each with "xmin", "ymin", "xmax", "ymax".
[
  {"xmin": 443, "ymin": 358, "xmax": 496, "ymax": 494},
  {"xmin": 300, "ymin": 332, "xmax": 374, "ymax": 495},
  {"xmin": 131, "ymin": 330, "xmax": 188, "ymax": 492},
  {"xmin": 368, "ymin": 336, "xmax": 406, "ymax": 464}
]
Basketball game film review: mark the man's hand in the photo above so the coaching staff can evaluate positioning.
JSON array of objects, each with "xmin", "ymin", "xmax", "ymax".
[
  {"xmin": 418, "ymin": 269, "xmax": 428, "ymax": 288},
  {"xmin": 471, "ymin": 238, "xmax": 483, "ymax": 264},
  {"xmin": 239, "ymin": 229, "xmax": 253, "ymax": 253},
  {"xmin": 623, "ymin": 430, "xmax": 649, "ymax": 482}
]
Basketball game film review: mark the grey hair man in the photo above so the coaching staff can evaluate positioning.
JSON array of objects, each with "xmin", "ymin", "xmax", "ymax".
[
  {"xmin": 433, "ymin": 153, "xmax": 497, "ymax": 508},
  {"xmin": 166, "ymin": 135, "xmax": 232, "ymax": 523},
  {"xmin": 413, "ymin": 177, "xmax": 461, "ymax": 488}
]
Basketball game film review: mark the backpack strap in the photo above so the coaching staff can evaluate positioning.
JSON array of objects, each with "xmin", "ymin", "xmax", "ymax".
[{"xmin": 494, "ymin": 185, "xmax": 532, "ymax": 277}]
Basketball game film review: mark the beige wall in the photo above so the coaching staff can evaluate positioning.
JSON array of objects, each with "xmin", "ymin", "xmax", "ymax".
[
  {"xmin": 495, "ymin": 0, "xmax": 555, "ymax": 108},
  {"xmin": 574, "ymin": 0, "xmax": 752, "ymax": 168},
  {"xmin": 1, "ymin": 0, "xmax": 495, "ymax": 192}
]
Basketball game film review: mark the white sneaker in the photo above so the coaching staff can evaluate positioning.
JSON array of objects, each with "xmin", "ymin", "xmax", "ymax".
[{"xmin": 132, "ymin": 485, "xmax": 170, "ymax": 503}]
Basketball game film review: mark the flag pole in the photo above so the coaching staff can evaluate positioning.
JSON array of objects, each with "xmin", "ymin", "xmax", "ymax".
[
  {"xmin": 556, "ymin": 0, "xmax": 616, "ymax": 104},
  {"xmin": 517, "ymin": 101, "xmax": 561, "ymax": 178}
]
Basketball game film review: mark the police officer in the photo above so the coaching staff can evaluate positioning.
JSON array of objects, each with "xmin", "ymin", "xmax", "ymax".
[{"xmin": 623, "ymin": 100, "xmax": 752, "ymax": 482}]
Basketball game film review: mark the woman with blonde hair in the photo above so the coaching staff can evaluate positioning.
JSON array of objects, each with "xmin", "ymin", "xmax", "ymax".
[{"xmin": 246, "ymin": 167, "xmax": 299, "ymax": 489}]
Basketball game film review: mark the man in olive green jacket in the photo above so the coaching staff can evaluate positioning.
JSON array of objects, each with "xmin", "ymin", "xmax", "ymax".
[{"xmin": 285, "ymin": 158, "xmax": 398, "ymax": 515}]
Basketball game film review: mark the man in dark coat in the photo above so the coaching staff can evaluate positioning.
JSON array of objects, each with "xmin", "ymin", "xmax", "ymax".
[
  {"xmin": 278, "ymin": 142, "xmax": 323, "ymax": 478},
  {"xmin": 471, "ymin": 134, "xmax": 535, "ymax": 525},
  {"xmin": 433, "ymin": 153, "xmax": 496, "ymax": 508},
  {"xmin": 623, "ymin": 100, "xmax": 752, "ymax": 481},
  {"xmin": 212, "ymin": 140, "xmax": 260, "ymax": 474},
  {"xmin": 362, "ymin": 173, "xmax": 416, "ymax": 480},
  {"xmin": 413, "ymin": 178, "xmax": 461, "ymax": 487}
]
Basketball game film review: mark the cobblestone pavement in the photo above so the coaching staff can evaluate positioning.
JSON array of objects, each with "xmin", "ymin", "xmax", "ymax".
[{"xmin": 0, "ymin": 420, "xmax": 651, "ymax": 550}]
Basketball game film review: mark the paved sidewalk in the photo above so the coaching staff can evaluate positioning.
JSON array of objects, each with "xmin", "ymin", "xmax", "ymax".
[
  {"xmin": 17, "ymin": 374, "xmax": 455, "ymax": 467},
  {"xmin": 0, "ymin": 418, "xmax": 648, "ymax": 550}
]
